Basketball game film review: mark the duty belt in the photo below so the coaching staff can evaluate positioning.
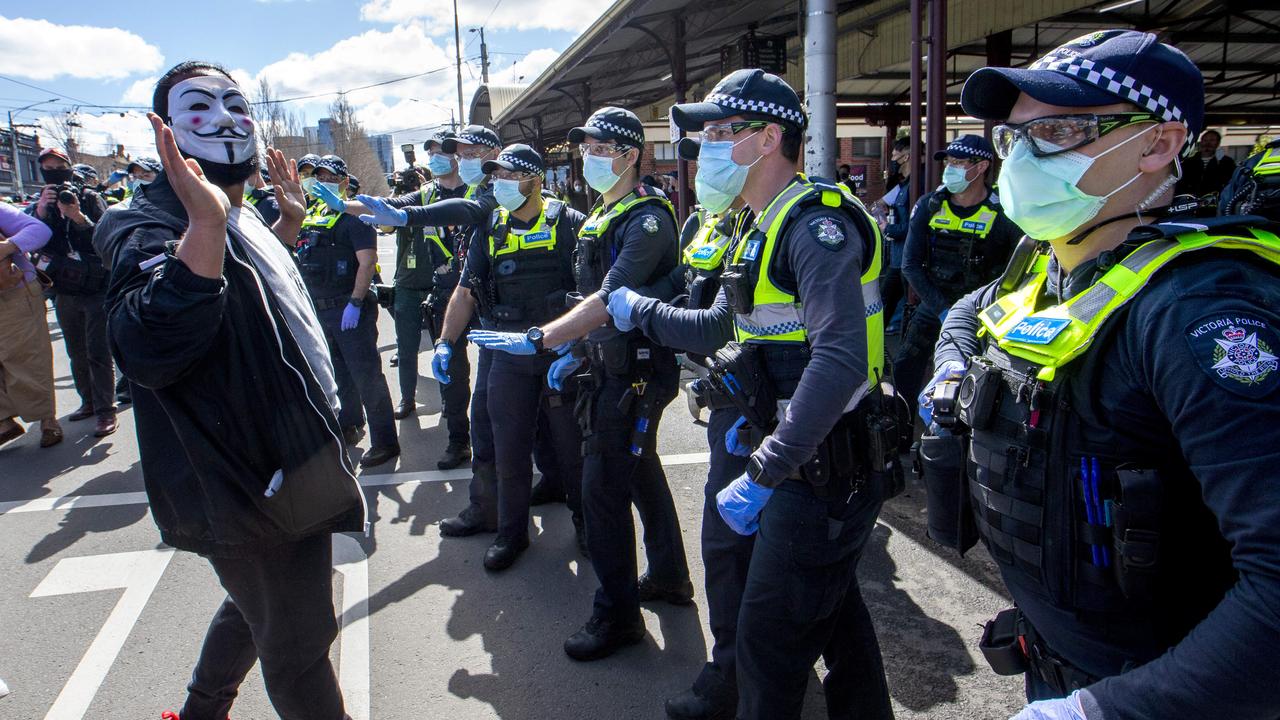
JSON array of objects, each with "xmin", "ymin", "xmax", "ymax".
[{"xmin": 313, "ymin": 295, "xmax": 356, "ymax": 311}]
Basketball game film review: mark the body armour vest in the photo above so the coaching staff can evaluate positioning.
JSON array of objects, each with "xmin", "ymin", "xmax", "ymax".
[
  {"xmin": 484, "ymin": 199, "xmax": 573, "ymax": 330},
  {"xmin": 683, "ymin": 206, "xmax": 751, "ymax": 310},
  {"xmin": 926, "ymin": 192, "xmax": 1005, "ymax": 304},
  {"xmin": 297, "ymin": 204, "xmax": 355, "ymax": 300}
]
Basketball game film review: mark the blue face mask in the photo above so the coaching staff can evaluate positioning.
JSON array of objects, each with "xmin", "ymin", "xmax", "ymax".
[
  {"xmin": 300, "ymin": 176, "xmax": 318, "ymax": 195},
  {"xmin": 493, "ymin": 178, "xmax": 528, "ymax": 212},
  {"xmin": 320, "ymin": 181, "xmax": 342, "ymax": 198},
  {"xmin": 997, "ymin": 125, "xmax": 1155, "ymax": 240},
  {"xmin": 459, "ymin": 157, "xmax": 486, "ymax": 186},
  {"xmin": 694, "ymin": 134, "xmax": 761, "ymax": 214},
  {"xmin": 427, "ymin": 153, "xmax": 454, "ymax": 176},
  {"xmin": 583, "ymin": 153, "xmax": 622, "ymax": 193},
  {"xmin": 128, "ymin": 178, "xmax": 150, "ymax": 195},
  {"xmin": 942, "ymin": 164, "xmax": 973, "ymax": 194}
]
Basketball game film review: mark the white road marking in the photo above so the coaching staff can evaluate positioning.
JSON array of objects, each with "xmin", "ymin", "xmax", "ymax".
[
  {"xmin": 0, "ymin": 453, "xmax": 713, "ymax": 515},
  {"xmin": 333, "ymin": 535, "xmax": 371, "ymax": 720},
  {"xmin": 30, "ymin": 549, "xmax": 175, "ymax": 720}
]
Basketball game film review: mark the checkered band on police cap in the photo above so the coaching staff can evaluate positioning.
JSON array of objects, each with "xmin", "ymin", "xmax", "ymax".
[
  {"xmin": 497, "ymin": 150, "xmax": 543, "ymax": 177},
  {"xmin": 944, "ymin": 138, "xmax": 993, "ymax": 161},
  {"xmin": 704, "ymin": 92, "xmax": 807, "ymax": 128},
  {"xmin": 1032, "ymin": 51, "xmax": 1185, "ymax": 127},
  {"xmin": 587, "ymin": 117, "xmax": 644, "ymax": 147},
  {"xmin": 455, "ymin": 128, "xmax": 501, "ymax": 149}
]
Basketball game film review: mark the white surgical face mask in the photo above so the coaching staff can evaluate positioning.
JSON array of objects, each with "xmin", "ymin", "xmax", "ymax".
[
  {"xmin": 166, "ymin": 75, "xmax": 257, "ymax": 165},
  {"xmin": 942, "ymin": 164, "xmax": 973, "ymax": 194},
  {"xmin": 493, "ymin": 179, "xmax": 529, "ymax": 212},
  {"xmin": 427, "ymin": 152, "xmax": 454, "ymax": 176},
  {"xmin": 997, "ymin": 124, "xmax": 1157, "ymax": 241},
  {"xmin": 583, "ymin": 153, "xmax": 623, "ymax": 193},
  {"xmin": 319, "ymin": 181, "xmax": 342, "ymax": 198},
  {"xmin": 459, "ymin": 157, "xmax": 487, "ymax": 186},
  {"xmin": 301, "ymin": 176, "xmax": 318, "ymax": 195}
]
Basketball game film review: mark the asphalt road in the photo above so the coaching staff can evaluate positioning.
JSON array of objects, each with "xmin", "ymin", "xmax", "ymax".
[{"xmin": 0, "ymin": 239, "xmax": 1024, "ymax": 720}]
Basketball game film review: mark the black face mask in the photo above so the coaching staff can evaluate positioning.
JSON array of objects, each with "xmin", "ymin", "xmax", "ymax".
[
  {"xmin": 42, "ymin": 167, "xmax": 74, "ymax": 185},
  {"xmin": 888, "ymin": 160, "xmax": 901, "ymax": 174},
  {"xmin": 189, "ymin": 154, "xmax": 260, "ymax": 189}
]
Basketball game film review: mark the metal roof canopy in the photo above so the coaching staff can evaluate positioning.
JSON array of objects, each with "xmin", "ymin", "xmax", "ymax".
[
  {"xmin": 492, "ymin": 0, "xmax": 1280, "ymax": 150},
  {"xmin": 491, "ymin": 0, "xmax": 801, "ymax": 147}
]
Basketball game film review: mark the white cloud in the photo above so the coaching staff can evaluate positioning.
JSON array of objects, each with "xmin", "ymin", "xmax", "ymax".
[
  {"xmin": 359, "ymin": 0, "xmax": 607, "ymax": 33},
  {"xmin": 37, "ymin": 110, "xmax": 156, "ymax": 159},
  {"xmin": 121, "ymin": 76, "xmax": 159, "ymax": 106},
  {"xmin": 0, "ymin": 16, "xmax": 163, "ymax": 81}
]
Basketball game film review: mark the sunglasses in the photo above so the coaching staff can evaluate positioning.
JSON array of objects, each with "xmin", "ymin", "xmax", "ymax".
[{"xmin": 992, "ymin": 112, "xmax": 1161, "ymax": 159}]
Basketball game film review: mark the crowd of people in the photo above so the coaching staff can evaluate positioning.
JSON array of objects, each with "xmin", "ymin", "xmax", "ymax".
[{"xmin": 3, "ymin": 25, "xmax": 1280, "ymax": 720}]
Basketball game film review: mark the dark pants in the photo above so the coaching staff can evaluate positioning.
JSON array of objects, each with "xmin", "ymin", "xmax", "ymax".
[
  {"xmin": 181, "ymin": 534, "xmax": 346, "ymax": 720},
  {"xmin": 880, "ymin": 267, "xmax": 906, "ymax": 329},
  {"xmin": 581, "ymin": 356, "xmax": 690, "ymax": 623},
  {"xmin": 391, "ymin": 286, "xmax": 429, "ymax": 400},
  {"xmin": 696, "ymin": 407, "xmax": 754, "ymax": 699},
  {"xmin": 54, "ymin": 291, "xmax": 115, "ymax": 418},
  {"xmin": 317, "ymin": 300, "xmax": 397, "ymax": 449},
  {"xmin": 891, "ymin": 309, "xmax": 942, "ymax": 417},
  {"xmin": 465, "ymin": 347, "xmax": 498, "ymax": 521},
  {"xmin": 736, "ymin": 481, "xmax": 892, "ymax": 720},
  {"xmin": 487, "ymin": 352, "xmax": 584, "ymax": 541},
  {"xmin": 434, "ymin": 301, "xmax": 472, "ymax": 446}
]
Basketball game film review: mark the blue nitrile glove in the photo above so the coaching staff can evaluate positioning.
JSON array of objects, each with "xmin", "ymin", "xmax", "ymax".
[
  {"xmin": 340, "ymin": 302, "xmax": 361, "ymax": 331},
  {"xmin": 355, "ymin": 194, "xmax": 407, "ymax": 227},
  {"xmin": 716, "ymin": 472, "xmax": 775, "ymax": 536},
  {"xmin": 1009, "ymin": 691, "xmax": 1088, "ymax": 720},
  {"xmin": 918, "ymin": 359, "xmax": 966, "ymax": 424},
  {"xmin": 725, "ymin": 416, "xmax": 751, "ymax": 457},
  {"xmin": 467, "ymin": 329, "xmax": 536, "ymax": 355},
  {"xmin": 548, "ymin": 345, "xmax": 583, "ymax": 391},
  {"xmin": 607, "ymin": 287, "xmax": 642, "ymax": 332},
  {"xmin": 313, "ymin": 181, "xmax": 346, "ymax": 212},
  {"xmin": 431, "ymin": 341, "xmax": 452, "ymax": 384}
]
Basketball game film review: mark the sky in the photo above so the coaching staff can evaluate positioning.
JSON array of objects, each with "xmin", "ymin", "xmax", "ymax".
[{"xmin": 0, "ymin": 0, "xmax": 609, "ymax": 165}]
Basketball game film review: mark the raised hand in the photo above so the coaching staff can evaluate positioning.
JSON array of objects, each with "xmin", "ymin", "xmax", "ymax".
[
  {"xmin": 148, "ymin": 112, "xmax": 229, "ymax": 228},
  {"xmin": 355, "ymin": 194, "xmax": 407, "ymax": 227},
  {"xmin": 266, "ymin": 148, "xmax": 306, "ymax": 224}
]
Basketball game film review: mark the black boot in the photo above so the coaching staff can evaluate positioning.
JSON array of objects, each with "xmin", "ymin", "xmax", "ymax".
[
  {"xmin": 440, "ymin": 504, "xmax": 497, "ymax": 537},
  {"xmin": 563, "ymin": 616, "xmax": 645, "ymax": 662},
  {"xmin": 529, "ymin": 477, "xmax": 567, "ymax": 506},
  {"xmin": 483, "ymin": 535, "xmax": 530, "ymax": 571},
  {"xmin": 437, "ymin": 441, "xmax": 472, "ymax": 470},
  {"xmin": 393, "ymin": 399, "xmax": 415, "ymax": 419},
  {"xmin": 637, "ymin": 573, "xmax": 695, "ymax": 606}
]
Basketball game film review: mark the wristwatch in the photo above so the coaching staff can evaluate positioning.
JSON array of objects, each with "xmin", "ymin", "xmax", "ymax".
[
  {"xmin": 526, "ymin": 326, "xmax": 546, "ymax": 352},
  {"xmin": 746, "ymin": 455, "xmax": 767, "ymax": 485},
  {"xmin": 348, "ymin": 296, "xmax": 364, "ymax": 307}
]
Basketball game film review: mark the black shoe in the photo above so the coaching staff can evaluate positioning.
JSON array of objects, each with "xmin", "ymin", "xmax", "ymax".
[
  {"xmin": 563, "ymin": 616, "xmax": 645, "ymax": 662},
  {"xmin": 664, "ymin": 687, "xmax": 735, "ymax": 720},
  {"xmin": 529, "ymin": 478, "xmax": 566, "ymax": 506},
  {"xmin": 436, "ymin": 442, "xmax": 472, "ymax": 470},
  {"xmin": 483, "ymin": 536, "xmax": 529, "ymax": 571},
  {"xmin": 440, "ymin": 505, "xmax": 497, "ymax": 537},
  {"xmin": 393, "ymin": 400, "xmax": 416, "ymax": 419},
  {"xmin": 637, "ymin": 573, "xmax": 695, "ymax": 606},
  {"xmin": 360, "ymin": 444, "xmax": 400, "ymax": 469},
  {"xmin": 342, "ymin": 425, "xmax": 365, "ymax": 446},
  {"xmin": 68, "ymin": 404, "xmax": 95, "ymax": 422}
]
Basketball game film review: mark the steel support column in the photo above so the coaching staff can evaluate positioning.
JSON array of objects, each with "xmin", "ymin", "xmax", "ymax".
[
  {"xmin": 926, "ymin": 0, "xmax": 947, "ymax": 191},
  {"xmin": 804, "ymin": 0, "xmax": 838, "ymax": 179},
  {"xmin": 672, "ymin": 14, "xmax": 691, "ymax": 221},
  {"xmin": 909, "ymin": 0, "xmax": 924, "ymax": 207}
]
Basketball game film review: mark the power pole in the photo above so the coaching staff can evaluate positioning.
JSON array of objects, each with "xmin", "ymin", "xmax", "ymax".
[
  {"xmin": 803, "ymin": 0, "xmax": 837, "ymax": 179},
  {"xmin": 453, "ymin": 0, "xmax": 465, "ymax": 125},
  {"xmin": 479, "ymin": 27, "xmax": 490, "ymax": 85},
  {"xmin": 7, "ymin": 112, "xmax": 23, "ymax": 197}
]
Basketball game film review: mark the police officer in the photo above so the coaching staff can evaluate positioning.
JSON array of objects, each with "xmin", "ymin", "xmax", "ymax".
[
  {"xmin": 294, "ymin": 154, "xmax": 399, "ymax": 468},
  {"xmin": 895, "ymin": 134, "xmax": 1021, "ymax": 416},
  {"xmin": 245, "ymin": 165, "xmax": 281, "ymax": 225},
  {"xmin": 28, "ymin": 148, "xmax": 116, "ymax": 437},
  {"xmin": 921, "ymin": 30, "xmax": 1280, "ymax": 719},
  {"xmin": 356, "ymin": 125, "xmax": 505, "ymax": 534},
  {"xmin": 470, "ymin": 107, "xmax": 693, "ymax": 661},
  {"xmin": 430, "ymin": 144, "xmax": 586, "ymax": 570},
  {"xmin": 604, "ymin": 136, "xmax": 755, "ymax": 720},
  {"xmin": 1219, "ymin": 137, "xmax": 1280, "ymax": 220},
  {"xmin": 638, "ymin": 68, "xmax": 894, "ymax": 720}
]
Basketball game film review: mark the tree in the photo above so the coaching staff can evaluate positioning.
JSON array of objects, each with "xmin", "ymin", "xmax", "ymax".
[
  {"xmin": 327, "ymin": 93, "xmax": 389, "ymax": 197},
  {"xmin": 253, "ymin": 77, "xmax": 309, "ymax": 157},
  {"xmin": 44, "ymin": 111, "xmax": 83, "ymax": 163}
]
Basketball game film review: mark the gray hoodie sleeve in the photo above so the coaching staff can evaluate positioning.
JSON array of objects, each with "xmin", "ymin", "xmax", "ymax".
[{"xmin": 933, "ymin": 282, "xmax": 998, "ymax": 368}]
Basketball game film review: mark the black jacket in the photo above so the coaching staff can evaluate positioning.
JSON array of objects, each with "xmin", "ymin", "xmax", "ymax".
[{"xmin": 95, "ymin": 174, "xmax": 366, "ymax": 558}]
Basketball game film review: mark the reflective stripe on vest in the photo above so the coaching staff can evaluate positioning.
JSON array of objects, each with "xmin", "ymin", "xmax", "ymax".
[
  {"xmin": 979, "ymin": 226, "xmax": 1280, "ymax": 380},
  {"xmin": 927, "ymin": 200, "xmax": 998, "ymax": 239},
  {"xmin": 730, "ymin": 177, "xmax": 885, "ymax": 389},
  {"xmin": 1253, "ymin": 146, "xmax": 1280, "ymax": 177},
  {"xmin": 580, "ymin": 190, "xmax": 675, "ymax": 242},
  {"xmin": 682, "ymin": 210, "xmax": 735, "ymax": 271},
  {"xmin": 489, "ymin": 202, "xmax": 559, "ymax": 257},
  {"xmin": 418, "ymin": 183, "xmax": 452, "ymax": 261},
  {"xmin": 301, "ymin": 204, "xmax": 341, "ymax": 229}
]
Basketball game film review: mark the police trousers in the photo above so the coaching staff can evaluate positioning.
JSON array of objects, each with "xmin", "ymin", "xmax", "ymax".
[
  {"xmin": 487, "ymin": 352, "xmax": 583, "ymax": 542},
  {"xmin": 581, "ymin": 357, "xmax": 690, "ymax": 623},
  {"xmin": 736, "ymin": 480, "xmax": 892, "ymax": 720},
  {"xmin": 317, "ymin": 301, "xmax": 397, "ymax": 449},
  {"xmin": 892, "ymin": 309, "xmax": 943, "ymax": 417},
  {"xmin": 181, "ymin": 534, "xmax": 348, "ymax": 720},
  {"xmin": 696, "ymin": 407, "xmax": 754, "ymax": 699}
]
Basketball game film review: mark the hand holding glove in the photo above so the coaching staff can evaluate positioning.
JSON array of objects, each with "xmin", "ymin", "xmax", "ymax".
[
  {"xmin": 467, "ymin": 330, "xmax": 536, "ymax": 355},
  {"xmin": 918, "ymin": 359, "xmax": 966, "ymax": 425},
  {"xmin": 725, "ymin": 416, "xmax": 752, "ymax": 457},
  {"xmin": 606, "ymin": 287, "xmax": 643, "ymax": 332},
  {"xmin": 431, "ymin": 341, "xmax": 452, "ymax": 384},
  {"xmin": 716, "ymin": 472, "xmax": 775, "ymax": 535}
]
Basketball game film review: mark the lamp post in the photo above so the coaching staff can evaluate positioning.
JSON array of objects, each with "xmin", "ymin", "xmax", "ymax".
[
  {"xmin": 8, "ymin": 98, "xmax": 57, "ymax": 197},
  {"xmin": 469, "ymin": 28, "xmax": 490, "ymax": 84}
]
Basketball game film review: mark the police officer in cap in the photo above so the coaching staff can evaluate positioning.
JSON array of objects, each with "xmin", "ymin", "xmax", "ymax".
[
  {"xmin": 470, "ymin": 106, "xmax": 693, "ymax": 661},
  {"xmin": 647, "ymin": 67, "xmax": 895, "ymax": 719},
  {"xmin": 604, "ymin": 133, "xmax": 755, "ymax": 720},
  {"xmin": 896, "ymin": 133, "xmax": 1021, "ymax": 417},
  {"xmin": 432, "ymin": 143, "xmax": 587, "ymax": 569},
  {"xmin": 245, "ymin": 164, "xmax": 281, "ymax": 225},
  {"xmin": 923, "ymin": 29, "xmax": 1280, "ymax": 719},
  {"xmin": 293, "ymin": 154, "xmax": 399, "ymax": 468}
]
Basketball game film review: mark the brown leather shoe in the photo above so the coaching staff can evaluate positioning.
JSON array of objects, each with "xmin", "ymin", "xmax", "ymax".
[
  {"xmin": 93, "ymin": 415, "xmax": 118, "ymax": 438},
  {"xmin": 68, "ymin": 405, "xmax": 95, "ymax": 421},
  {"xmin": 0, "ymin": 423, "xmax": 24, "ymax": 447},
  {"xmin": 40, "ymin": 426, "xmax": 63, "ymax": 448}
]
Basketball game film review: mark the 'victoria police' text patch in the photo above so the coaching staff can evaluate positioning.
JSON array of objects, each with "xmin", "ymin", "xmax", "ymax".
[{"xmin": 1185, "ymin": 312, "xmax": 1280, "ymax": 398}]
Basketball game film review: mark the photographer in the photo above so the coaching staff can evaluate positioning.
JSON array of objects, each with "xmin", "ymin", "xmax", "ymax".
[{"xmin": 29, "ymin": 147, "xmax": 116, "ymax": 437}]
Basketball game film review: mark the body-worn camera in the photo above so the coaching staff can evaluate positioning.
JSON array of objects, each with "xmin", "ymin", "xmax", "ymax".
[
  {"xmin": 932, "ymin": 379, "xmax": 962, "ymax": 428},
  {"xmin": 956, "ymin": 356, "xmax": 1001, "ymax": 431}
]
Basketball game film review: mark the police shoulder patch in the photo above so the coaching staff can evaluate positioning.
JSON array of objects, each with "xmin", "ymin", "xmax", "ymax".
[
  {"xmin": 808, "ymin": 215, "xmax": 846, "ymax": 251},
  {"xmin": 641, "ymin": 214, "xmax": 660, "ymax": 235},
  {"xmin": 1185, "ymin": 312, "xmax": 1280, "ymax": 398}
]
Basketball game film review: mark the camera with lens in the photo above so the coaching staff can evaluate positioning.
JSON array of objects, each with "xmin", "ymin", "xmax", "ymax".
[
  {"xmin": 56, "ymin": 183, "xmax": 80, "ymax": 205},
  {"xmin": 955, "ymin": 356, "xmax": 1001, "ymax": 431}
]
